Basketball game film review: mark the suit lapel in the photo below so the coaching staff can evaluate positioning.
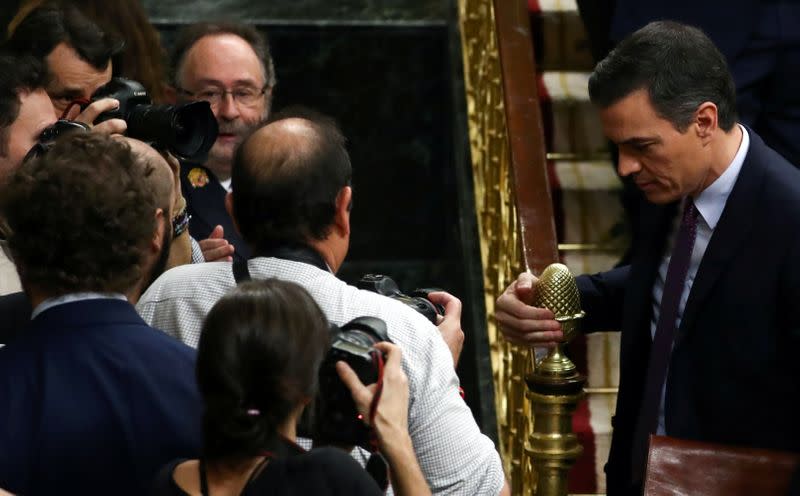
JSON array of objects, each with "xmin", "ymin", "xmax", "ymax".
[
  {"xmin": 180, "ymin": 164, "xmax": 252, "ymax": 261},
  {"xmin": 181, "ymin": 164, "xmax": 229, "ymax": 231},
  {"xmin": 677, "ymin": 131, "xmax": 766, "ymax": 344}
]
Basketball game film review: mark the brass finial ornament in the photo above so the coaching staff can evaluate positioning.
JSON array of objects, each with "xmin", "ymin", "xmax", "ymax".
[
  {"xmin": 525, "ymin": 263, "xmax": 586, "ymax": 496},
  {"xmin": 534, "ymin": 263, "xmax": 585, "ymax": 377}
]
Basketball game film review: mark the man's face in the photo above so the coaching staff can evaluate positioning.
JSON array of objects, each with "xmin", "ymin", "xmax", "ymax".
[
  {"xmin": 600, "ymin": 89, "xmax": 707, "ymax": 204},
  {"xmin": 46, "ymin": 42, "xmax": 112, "ymax": 116},
  {"xmin": 177, "ymin": 34, "xmax": 269, "ymax": 180},
  {"xmin": 0, "ymin": 89, "xmax": 57, "ymax": 184}
]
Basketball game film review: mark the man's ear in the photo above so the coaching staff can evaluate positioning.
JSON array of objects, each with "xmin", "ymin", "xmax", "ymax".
[
  {"xmin": 334, "ymin": 186, "xmax": 352, "ymax": 237},
  {"xmin": 224, "ymin": 192, "xmax": 242, "ymax": 236},
  {"xmin": 153, "ymin": 208, "xmax": 167, "ymax": 253},
  {"xmin": 695, "ymin": 101, "xmax": 719, "ymax": 142}
]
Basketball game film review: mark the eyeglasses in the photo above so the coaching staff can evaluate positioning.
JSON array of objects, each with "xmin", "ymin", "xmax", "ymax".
[
  {"xmin": 176, "ymin": 85, "xmax": 268, "ymax": 108},
  {"xmin": 23, "ymin": 120, "xmax": 90, "ymax": 163}
]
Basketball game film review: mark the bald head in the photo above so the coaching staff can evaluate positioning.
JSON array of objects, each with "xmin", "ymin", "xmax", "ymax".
[
  {"xmin": 237, "ymin": 117, "xmax": 323, "ymax": 182},
  {"xmin": 121, "ymin": 137, "xmax": 174, "ymax": 216},
  {"xmin": 230, "ymin": 110, "xmax": 351, "ymax": 251}
]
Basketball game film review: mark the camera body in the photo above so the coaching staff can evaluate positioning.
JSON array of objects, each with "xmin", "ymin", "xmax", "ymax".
[
  {"xmin": 357, "ymin": 274, "xmax": 444, "ymax": 324},
  {"xmin": 314, "ymin": 316, "xmax": 390, "ymax": 450},
  {"xmin": 89, "ymin": 77, "xmax": 218, "ymax": 162}
]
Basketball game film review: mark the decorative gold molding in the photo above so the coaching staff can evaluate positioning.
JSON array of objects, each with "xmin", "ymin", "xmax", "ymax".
[{"xmin": 458, "ymin": 0, "xmax": 527, "ymax": 487}]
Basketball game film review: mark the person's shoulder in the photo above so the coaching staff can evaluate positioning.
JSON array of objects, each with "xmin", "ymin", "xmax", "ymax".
[
  {"xmin": 138, "ymin": 261, "xmax": 234, "ymax": 305},
  {"xmin": 282, "ymin": 447, "xmax": 366, "ymax": 475},
  {"xmin": 748, "ymin": 131, "xmax": 800, "ymax": 194},
  {"xmin": 288, "ymin": 448, "xmax": 382, "ymax": 494},
  {"xmin": 302, "ymin": 446, "xmax": 362, "ymax": 466},
  {"xmin": 342, "ymin": 282, "xmax": 437, "ymax": 329},
  {"xmin": 138, "ymin": 322, "xmax": 198, "ymax": 356},
  {"xmin": 150, "ymin": 458, "xmax": 190, "ymax": 496}
]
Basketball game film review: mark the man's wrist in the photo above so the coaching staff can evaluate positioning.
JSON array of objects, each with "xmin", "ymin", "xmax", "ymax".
[
  {"xmin": 377, "ymin": 425, "xmax": 414, "ymax": 459},
  {"xmin": 171, "ymin": 197, "xmax": 191, "ymax": 238}
]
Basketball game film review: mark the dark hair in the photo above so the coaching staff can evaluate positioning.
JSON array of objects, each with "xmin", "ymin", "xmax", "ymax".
[
  {"xmin": 4, "ymin": 2, "xmax": 124, "ymax": 71},
  {"xmin": 588, "ymin": 21, "xmax": 737, "ymax": 132},
  {"xmin": 1, "ymin": 133, "xmax": 159, "ymax": 294},
  {"xmin": 9, "ymin": 0, "xmax": 168, "ymax": 101},
  {"xmin": 230, "ymin": 108, "xmax": 352, "ymax": 251},
  {"xmin": 170, "ymin": 22, "xmax": 276, "ymax": 90},
  {"xmin": 0, "ymin": 52, "xmax": 47, "ymax": 155},
  {"xmin": 196, "ymin": 279, "xmax": 330, "ymax": 464}
]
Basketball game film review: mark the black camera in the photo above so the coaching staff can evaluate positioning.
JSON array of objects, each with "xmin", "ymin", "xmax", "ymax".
[
  {"xmin": 89, "ymin": 77, "xmax": 218, "ymax": 162},
  {"xmin": 314, "ymin": 316, "xmax": 391, "ymax": 450},
  {"xmin": 357, "ymin": 274, "xmax": 444, "ymax": 324},
  {"xmin": 23, "ymin": 119, "xmax": 90, "ymax": 163}
]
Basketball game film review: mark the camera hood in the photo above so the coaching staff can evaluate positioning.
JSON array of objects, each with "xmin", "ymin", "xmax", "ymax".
[{"xmin": 90, "ymin": 77, "xmax": 219, "ymax": 162}]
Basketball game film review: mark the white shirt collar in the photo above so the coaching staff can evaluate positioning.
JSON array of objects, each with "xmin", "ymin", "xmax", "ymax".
[
  {"xmin": 692, "ymin": 124, "xmax": 749, "ymax": 230},
  {"xmin": 219, "ymin": 178, "xmax": 233, "ymax": 192},
  {"xmin": 31, "ymin": 292, "xmax": 128, "ymax": 320}
]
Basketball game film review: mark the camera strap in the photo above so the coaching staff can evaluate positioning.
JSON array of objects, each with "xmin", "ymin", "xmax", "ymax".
[
  {"xmin": 232, "ymin": 245, "xmax": 331, "ymax": 284},
  {"xmin": 232, "ymin": 257, "xmax": 251, "ymax": 283}
]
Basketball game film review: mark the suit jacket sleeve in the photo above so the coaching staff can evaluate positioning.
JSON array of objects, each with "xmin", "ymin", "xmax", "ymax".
[{"xmin": 576, "ymin": 265, "xmax": 630, "ymax": 333}]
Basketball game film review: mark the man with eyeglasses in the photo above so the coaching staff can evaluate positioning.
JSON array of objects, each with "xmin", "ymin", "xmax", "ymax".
[{"xmin": 168, "ymin": 22, "xmax": 276, "ymax": 263}]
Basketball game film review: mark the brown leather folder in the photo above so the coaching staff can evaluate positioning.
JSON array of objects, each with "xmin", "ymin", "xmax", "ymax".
[{"xmin": 644, "ymin": 435, "xmax": 800, "ymax": 496}]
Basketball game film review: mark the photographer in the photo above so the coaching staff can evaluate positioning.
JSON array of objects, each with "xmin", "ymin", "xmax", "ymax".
[
  {"xmin": 153, "ymin": 279, "xmax": 428, "ymax": 495},
  {"xmin": 138, "ymin": 109, "xmax": 508, "ymax": 495},
  {"xmin": 4, "ymin": 3, "xmax": 126, "ymax": 134}
]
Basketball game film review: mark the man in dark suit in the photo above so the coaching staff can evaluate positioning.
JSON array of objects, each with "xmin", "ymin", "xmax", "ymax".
[
  {"xmin": 496, "ymin": 21, "xmax": 800, "ymax": 495},
  {"xmin": 168, "ymin": 22, "xmax": 278, "ymax": 263},
  {"xmin": 0, "ymin": 133, "xmax": 201, "ymax": 494}
]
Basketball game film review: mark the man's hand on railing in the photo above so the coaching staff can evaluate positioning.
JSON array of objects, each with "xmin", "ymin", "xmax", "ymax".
[{"xmin": 495, "ymin": 271, "xmax": 563, "ymax": 347}]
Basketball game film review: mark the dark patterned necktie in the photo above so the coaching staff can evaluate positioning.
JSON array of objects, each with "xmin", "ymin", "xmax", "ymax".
[{"xmin": 631, "ymin": 199, "xmax": 699, "ymax": 481}]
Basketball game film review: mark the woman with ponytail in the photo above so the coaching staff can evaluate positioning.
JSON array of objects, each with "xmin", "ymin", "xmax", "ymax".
[{"xmin": 152, "ymin": 278, "xmax": 429, "ymax": 495}]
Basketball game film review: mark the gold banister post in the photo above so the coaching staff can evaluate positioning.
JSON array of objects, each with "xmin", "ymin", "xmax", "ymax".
[{"xmin": 459, "ymin": 0, "xmax": 586, "ymax": 494}]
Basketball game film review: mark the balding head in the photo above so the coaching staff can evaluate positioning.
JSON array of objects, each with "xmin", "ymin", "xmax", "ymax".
[
  {"xmin": 122, "ymin": 138, "xmax": 174, "ymax": 216},
  {"xmin": 230, "ymin": 110, "xmax": 352, "ymax": 252}
]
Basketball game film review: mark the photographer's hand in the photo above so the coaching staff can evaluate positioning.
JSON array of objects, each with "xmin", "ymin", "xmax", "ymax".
[
  {"xmin": 428, "ymin": 291, "xmax": 464, "ymax": 367},
  {"xmin": 199, "ymin": 225, "xmax": 235, "ymax": 262},
  {"xmin": 336, "ymin": 343, "xmax": 431, "ymax": 496},
  {"xmin": 66, "ymin": 98, "xmax": 127, "ymax": 135}
]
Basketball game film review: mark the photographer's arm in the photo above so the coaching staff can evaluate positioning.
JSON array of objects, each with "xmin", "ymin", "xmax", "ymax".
[{"xmin": 336, "ymin": 343, "xmax": 431, "ymax": 496}]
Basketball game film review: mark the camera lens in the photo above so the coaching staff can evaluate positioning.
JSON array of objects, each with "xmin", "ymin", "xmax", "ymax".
[{"xmin": 124, "ymin": 101, "xmax": 218, "ymax": 162}]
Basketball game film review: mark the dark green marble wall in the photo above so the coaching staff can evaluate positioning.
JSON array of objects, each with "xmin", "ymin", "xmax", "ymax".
[{"xmin": 143, "ymin": 0, "xmax": 447, "ymax": 22}]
